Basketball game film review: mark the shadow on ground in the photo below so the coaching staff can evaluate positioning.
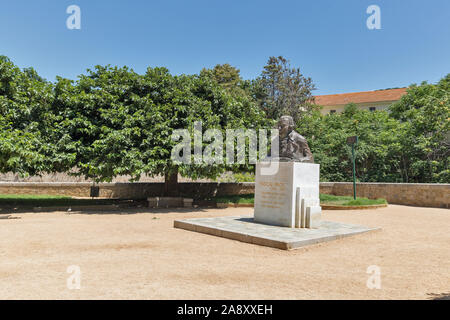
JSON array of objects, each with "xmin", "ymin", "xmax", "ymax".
[
  {"xmin": 69, "ymin": 207, "xmax": 220, "ymax": 215},
  {"xmin": 427, "ymin": 292, "xmax": 450, "ymax": 300},
  {"xmin": 0, "ymin": 206, "xmax": 227, "ymax": 215},
  {"xmin": 0, "ymin": 214, "xmax": 21, "ymax": 220}
]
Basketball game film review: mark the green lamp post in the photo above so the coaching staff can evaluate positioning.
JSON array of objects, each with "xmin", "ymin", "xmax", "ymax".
[{"xmin": 346, "ymin": 136, "xmax": 358, "ymax": 200}]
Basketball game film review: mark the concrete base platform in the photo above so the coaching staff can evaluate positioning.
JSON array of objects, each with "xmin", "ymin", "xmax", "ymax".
[{"xmin": 174, "ymin": 215, "xmax": 379, "ymax": 250}]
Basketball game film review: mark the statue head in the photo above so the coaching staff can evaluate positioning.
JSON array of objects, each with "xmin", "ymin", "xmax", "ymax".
[{"xmin": 277, "ymin": 115, "xmax": 295, "ymax": 138}]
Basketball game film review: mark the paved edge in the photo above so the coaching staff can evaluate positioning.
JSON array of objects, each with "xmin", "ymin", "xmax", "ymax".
[
  {"xmin": 174, "ymin": 220, "xmax": 289, "ymax": 249},
  {"xmin": 174, "ymin": 219, "xmax": 380, "ymax": 250}
]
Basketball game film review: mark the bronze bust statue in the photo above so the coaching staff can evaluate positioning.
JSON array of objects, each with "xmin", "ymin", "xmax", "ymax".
[{"xmin": 270, "ymin": 115, "xmax": 314, "ymax": 163}]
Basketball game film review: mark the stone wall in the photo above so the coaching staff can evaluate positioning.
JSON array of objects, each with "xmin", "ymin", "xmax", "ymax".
[
  {"xmin": 0, "ymin": 182, "xmax": 448, "ymax": 208},
  {"xmin": 0, "ymin": 183, "xmax": 93, "ymax": 198},
  {"xmin": 0, "ymin": 182, "xmax": 255, "ymax": 200},
  {"xmin": 320, "ymin": 182, "xmax": 449, "ymax": 209}
]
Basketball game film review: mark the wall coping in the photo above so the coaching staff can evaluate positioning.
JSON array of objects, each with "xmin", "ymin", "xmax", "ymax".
[
  {"xmin": 0, "ymin": 182, "xmax": 257, "ymax": 187},
  {"xmin": 321, "ymin": 182, "xmax": 450, "ymax": 187}
]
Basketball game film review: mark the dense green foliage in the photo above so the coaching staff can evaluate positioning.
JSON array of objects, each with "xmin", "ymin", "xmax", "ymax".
[
  {"xmin": 389, "ymin": 75, "xmax": 449, "ymax": 182},
  {"xmin": 299, "ymin": 104, "xmax": 410, "ymax": 182},
  {"xmin": 299, "ymin": 77, "xmax": 449, "ymax": 183},
  {"xmin": 0, "ymin": 55, "xmax": 448, "ymax": 184},
  {"xmin": 0, "ymin": 56, "xmax": 53, "ymax": 176},
  {"xmin": 253, "ymin": 56, "xmax": 317, "ymax": 122},
  {"xmin": 0, "ymin": 57, "xmax": 270, "ymax": 184}
]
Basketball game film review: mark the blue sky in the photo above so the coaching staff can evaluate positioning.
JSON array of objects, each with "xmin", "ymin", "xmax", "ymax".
[{"xmin": 1, "ymin": 0, "xmax": 449, "ymax": 95}]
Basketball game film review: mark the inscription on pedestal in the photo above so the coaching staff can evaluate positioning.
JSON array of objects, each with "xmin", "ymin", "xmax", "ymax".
[
  {"xmin": 254, "ymin": 162, "xmax": 321, "ymax": 228},
  {"xmin": 258, "ymin": 181, "xmax": 288, "ymax": 209}
]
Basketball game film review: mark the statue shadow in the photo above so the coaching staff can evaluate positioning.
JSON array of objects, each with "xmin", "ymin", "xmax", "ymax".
[{"xmin": 236, "ymin": 216, "xmax": 283, "ymax": 227}]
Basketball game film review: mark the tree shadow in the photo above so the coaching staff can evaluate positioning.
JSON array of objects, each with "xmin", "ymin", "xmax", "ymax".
[
  {"xmin": 68, "ymin": 207, "xmax": 217, "ymax": 215},
  {"xmin": 0, "ymin": 214, "xmax": 21, "ymax": 220},
  {"xmin": 427, "ymin": 292, "xmax": 450, "ymax": 300},
  {"xmin": 0, "ymin": 203, "xmax": 227, "ymax": 215}
]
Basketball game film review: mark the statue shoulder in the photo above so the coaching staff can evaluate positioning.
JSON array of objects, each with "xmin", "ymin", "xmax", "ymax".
[{"xmin": 289, "ymin": 130, "xmax": 307, "ymax": 142}]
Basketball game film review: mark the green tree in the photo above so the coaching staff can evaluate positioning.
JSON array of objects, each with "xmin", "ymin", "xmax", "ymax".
[
  {"xmin": 200, "ymin": 64, "xmax": 258, "ymax": 113},
  {"xmin": 389, "ymin": 75, "xmax": 449, "ymax": 182},
  {"xmin": 200, "ymin": 64, "xmax": 242, "ymax": 93},
  {"xmin": 255, "ymin": 56, "xmax": 317, "ymax": 122},
  {"xmin": 52, "ymin": 65, "xmax": 269, "ymax": 195},
  {"xmin": 298, "ymin": 104, "xmax": 407, "ymax": 183},
  {"xmin": 0, "ymin": 56, "xmax": 54, "ymax": 176}
]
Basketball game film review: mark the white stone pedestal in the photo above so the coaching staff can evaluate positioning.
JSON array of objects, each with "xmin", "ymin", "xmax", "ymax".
[{"xmin": 254, "ymin": 162, "xmax": 321, "ymax": 228}]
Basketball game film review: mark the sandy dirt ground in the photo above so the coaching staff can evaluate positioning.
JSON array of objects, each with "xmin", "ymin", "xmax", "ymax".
[{"xmin": 0, "ymin": 205, "xmax": 449, "ymax": 300}]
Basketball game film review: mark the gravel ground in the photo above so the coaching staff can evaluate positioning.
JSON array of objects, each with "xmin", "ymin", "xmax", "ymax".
[{"xmin": 0, "ymin": 205, "xmax": 449, "ymax": 300}]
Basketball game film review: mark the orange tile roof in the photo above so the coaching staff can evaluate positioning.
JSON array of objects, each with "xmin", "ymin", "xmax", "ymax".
[{"xmin": 314, "ymin": 88, "xmax": 408, "ymax": 106}]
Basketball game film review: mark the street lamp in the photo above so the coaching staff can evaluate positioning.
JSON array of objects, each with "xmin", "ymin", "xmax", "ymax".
[{"xmin": 346, "ymin": 136, "xmax": 358, "ymax": 200}]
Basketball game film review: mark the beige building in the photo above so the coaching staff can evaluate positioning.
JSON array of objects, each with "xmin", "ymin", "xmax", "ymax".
[{"xmin": 314, "ymin": 88, "xmax": 407, "ymax": 115}]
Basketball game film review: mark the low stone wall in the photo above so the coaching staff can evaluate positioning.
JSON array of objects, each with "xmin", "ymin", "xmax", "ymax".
[
  {"xmin": 320, "ymin": 182, "xmax": 449, "ymax": 209},
  {"xmin": 99, "ymin": 182, "xmax": 255, "ymax": 199},
  {"xmin": 0, "ymin": 182, "xmax": 448, "ymax": 208},
  {"xmin": 0, "ymin": 182, "xmax": 255, "ymax": 200},
  {"xmin": 0, "ymin": 183, "xmax": 93, "ymax": 198}
]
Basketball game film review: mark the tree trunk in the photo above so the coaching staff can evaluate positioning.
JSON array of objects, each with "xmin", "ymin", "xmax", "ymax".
[{"xmin": 164, "ymin": 168, "xmax": 179, "ymax": 197}]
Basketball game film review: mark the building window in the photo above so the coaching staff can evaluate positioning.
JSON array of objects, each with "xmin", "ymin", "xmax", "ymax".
[
  {"xmin": 330, "ymin": 110, "xmax": 336, "ymax": 114},
  {"xmin": 369, "ymin": 107, "xmax": 376, "ymax": 112}
]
